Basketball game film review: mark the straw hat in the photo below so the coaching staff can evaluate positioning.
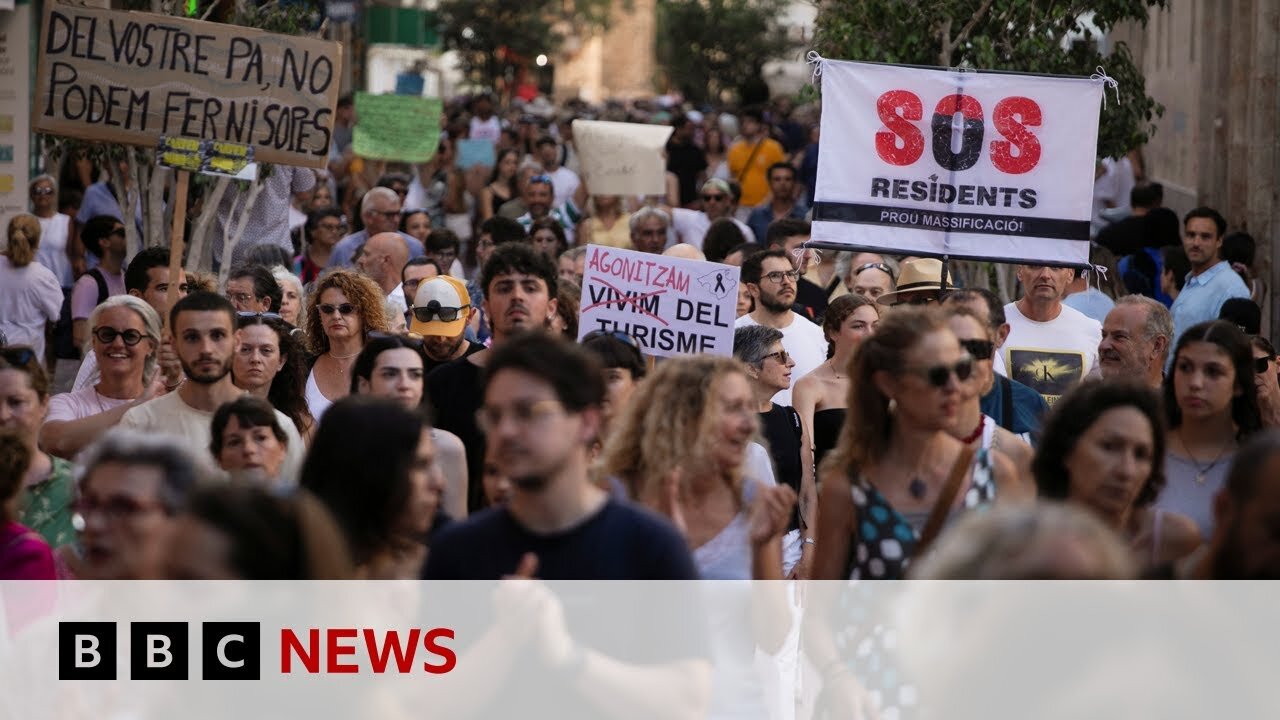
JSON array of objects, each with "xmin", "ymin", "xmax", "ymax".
[{"xmin": 875, "ymin": 258, "xmax": 955, "ymax": 305}]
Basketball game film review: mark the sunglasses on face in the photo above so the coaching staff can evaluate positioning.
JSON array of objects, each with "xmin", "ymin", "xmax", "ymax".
[
  {"xmin": 31, "ymin": 187, "xmax": 55, "ymax": 196},
  {"xmin": 1255, "ymin": 356, "xmax": 1274, "ymax": 374},
  {"xmin": 900, "ymin": 295, "xmax": 940, "ymax": 307},
  {"xmin": 319, "ymin": 303, "xmax": 356, "ymax": 316},
  {"xmin": 93, "ymin": 327, "xmax": 146, "ymax": 346},
  {"xmin": 958, "ymin": 338, "xmax": 995, "ymax": 361},
  {"xmin": 412, "ymin": 303, "xmax": 469, "ymax": 323},
  {"xmin": 760, "ymin": 349, "xmax": 792, "ymax": 365},
  {"xmin": 108, "ymin": 228, "xmax": 126, "ymax": 239},
  {"xmin": 701, "ymin": 194, "xmax": 728, "ymax": 202},
  {"xmin": 904, "ymin": 356, "xmax": 974, "ymax": 387}
]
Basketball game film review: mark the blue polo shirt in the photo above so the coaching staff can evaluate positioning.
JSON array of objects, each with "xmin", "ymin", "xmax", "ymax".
[{"xmin": 1170, "ymin": 260, "xmax": 1249, "ymax": 345}]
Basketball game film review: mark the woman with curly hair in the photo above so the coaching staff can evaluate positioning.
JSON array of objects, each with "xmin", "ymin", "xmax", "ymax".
[
  {"xmin": 1033, "ymin": 380, "xmax": 1201, "ymax": 568},
  {"xmin": 233, "ymin": 313, "xmax": 314, "ymax": 441},
  {"xmin": 303, "ymin": 269, "xmax": 390, "ymax": 421},
  {"xmin": 529, "ymin": 216, "xmax": 568, "ymax": 259}
]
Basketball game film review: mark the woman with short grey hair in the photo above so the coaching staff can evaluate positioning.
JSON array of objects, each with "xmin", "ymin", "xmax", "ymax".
[{"xmin": 41, "ymin": 295, "xmax": 165, "ymax": 459}]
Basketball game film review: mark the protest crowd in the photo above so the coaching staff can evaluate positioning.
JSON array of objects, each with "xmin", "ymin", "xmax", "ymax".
[{"xmin": 2, "ymin": 82, "xmax": 1280, "ymax": 715}]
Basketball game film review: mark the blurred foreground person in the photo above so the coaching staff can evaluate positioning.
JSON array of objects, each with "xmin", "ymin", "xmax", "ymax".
[{"xmin": 165, "ymin": 484, "xmax": 352, "ymax": 579}]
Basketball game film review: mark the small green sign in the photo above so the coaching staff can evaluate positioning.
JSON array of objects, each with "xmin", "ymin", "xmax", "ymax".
[{"xmin": 352, "ymin": 93, "xmax": 443, "ymax": 163}]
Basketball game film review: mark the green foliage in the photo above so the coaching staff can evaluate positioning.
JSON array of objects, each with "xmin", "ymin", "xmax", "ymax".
[
  {"xmin": 656, "ymin": 0, "xmax": 797, "ymax": 105},
  {"xmin": 814, "ymin": 0, "xmax": 1167, "ymax": 159},
  {"xmin": 438, "ymin": 0, "xmax": 617, "ymax": 90}
]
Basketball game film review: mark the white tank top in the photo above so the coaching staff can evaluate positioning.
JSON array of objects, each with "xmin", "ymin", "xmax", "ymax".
[{"xmin": 305, "ymin": 369, "xmax": 333, "ymax": 422}]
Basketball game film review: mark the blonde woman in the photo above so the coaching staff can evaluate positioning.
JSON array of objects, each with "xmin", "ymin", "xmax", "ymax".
[{"xmin": 0, "ymin": 215, "xmax": 61, "ymax": 359}]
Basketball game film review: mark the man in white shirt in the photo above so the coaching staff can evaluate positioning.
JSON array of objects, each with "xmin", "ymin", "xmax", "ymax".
[
  {"xmin": 670, "ymin": 178, "xmax": 754, "ymax": 250},
  {"xmin": 121, "ymin": 292, "xmax": 305, "ymax": 482},
  {"xmin": 734, "ymin": 249, "xmax": 826, "ymax": 405},
  {"xmin": 1002, "ymin": 264, "xmax": 1103, "ymax": 406},
  {"xmin": 535, "ymin": 136, "xmax": 585, "ymax": 210},
  {"xmin": 356, "ymin": 232, "xmax": 412, "ymax": 316}
]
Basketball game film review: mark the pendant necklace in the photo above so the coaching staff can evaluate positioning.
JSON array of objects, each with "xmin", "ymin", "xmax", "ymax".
[{"xmin": 1177, "ymin": 431, "xmax": 1231, "ymax": 485}]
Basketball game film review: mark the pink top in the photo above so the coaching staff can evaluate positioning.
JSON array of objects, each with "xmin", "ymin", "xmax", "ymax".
[{"xmin": 0, "ymin": 521, "xmax": 57, "ymax": 580}]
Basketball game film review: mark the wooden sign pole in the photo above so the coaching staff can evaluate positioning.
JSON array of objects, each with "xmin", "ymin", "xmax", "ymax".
[{"xmin": 166, "ymin": 170, "xmax": 191, "ymax": 312}]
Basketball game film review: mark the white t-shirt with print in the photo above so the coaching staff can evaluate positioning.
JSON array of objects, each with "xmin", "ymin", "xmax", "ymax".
[
  {"xmin": 1002, "ymin": 302, "xmax": 1102, "ymax": 406},
  {"xmin": 735, "ymin": 312, "xmax": 827, "ymax": 406}
]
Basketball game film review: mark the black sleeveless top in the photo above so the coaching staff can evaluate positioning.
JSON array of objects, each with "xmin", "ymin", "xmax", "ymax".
[
  {"xmin": 760, "ymin": 403, "xmax": 804, "ymax": 532},
  {"xmin": 812, "ymin": 408, "xmax": 846, "ymax": 470}
]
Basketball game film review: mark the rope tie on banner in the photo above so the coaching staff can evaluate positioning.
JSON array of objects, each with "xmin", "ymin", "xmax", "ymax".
[
  {"xmin": 794, "ymin": 244, "xmax": 822, "ymax": 270},
  {"xmin": 1090, "ymin": 66, "xmax": 1121, "ymax": 109},
  {"xmin": 807, "ymin": 51, "xmax": 824, "ymax": 85}
]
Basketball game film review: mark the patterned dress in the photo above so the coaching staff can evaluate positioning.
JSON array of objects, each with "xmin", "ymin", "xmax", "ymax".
[{"xmin": 18, "ymin": 456, "xmax": 77, "ymax": 549}]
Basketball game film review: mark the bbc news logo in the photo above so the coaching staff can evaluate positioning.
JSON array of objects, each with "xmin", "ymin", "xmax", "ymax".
[
  {"xmin": 59, "ymin": 622, "xmax": 457, "ymax": 680},
  {"xmin": 59, "ymin": 622, "xmax": 261, "ymax": 680}
]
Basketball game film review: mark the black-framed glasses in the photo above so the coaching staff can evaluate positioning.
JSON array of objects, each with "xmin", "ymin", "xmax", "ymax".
[
  {"xmin": 904, "ymin": 356, "xmax": 974, "ymax": 387},
  {"xmin": 412, "ymin": 303, "xmax": 469, "ymax": 323},
  {"xmin": 760, "ymin": 349, "xmax": 792, "ymax": 365},
  {"xmin": 0, "ymin": 346, "xmax": 38, "ymax": 367},
  {"xmin": 319, "ymin": 303, "xmax": 356, "ymax": 316},
  {"xmin": 761, "ymin": 270, "xmax": 800, "ymax": 285},
  {"xmin": 582, "ymin": 329, "xmax": 640, "ymax": 349},
  {"xmin": 371, "ymin": 210, "xmax": 400, "ymax": 220},
  {"xmin": 1254, "ymin": 356, "xmax": 1274, "ymax": 374},
  {"xmin": 92, "ymin": 327, "xmax": 146, "ymax": 346},
  {"xmin": 958, "ymin": 338, "xmax": 995, "ymax": 361}
]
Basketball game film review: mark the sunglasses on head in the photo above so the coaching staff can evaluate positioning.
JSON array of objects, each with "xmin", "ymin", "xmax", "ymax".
[
  {"xmin": 238, "ymin": 311, "xmax": 282, "ymax": 320},
  {"xmin": 529, "ymin": 175, "xmax": 553, "ymax": 185},
  {"xmin": 0, "ymin": 346, "xmax": 38, "ymax": 367},
  {"xmin": 958, "ymin": 338, "xmax": 995, "ymax": 361},
  {"xmin": 92, "ymin": 327, "xmax": 146, "ymax": 346},
  {"xmin": 412, "ymin": 303, "xmax": 469, "ymax": 323},
  {"xmin": 854, "ymin": 262, "xmax": 895, "ymax": 281},
  {"xmin": 368, "ymin": 331, "xmax": 425, "ymax": 348},
  {"xmin": 319, "ymin": 303, "xmax": 356, "ymax": 316},
  {"xmin": 905, "ymin": 356, "xmax": 974, "ymax": 387},
  {"xmin": 582, "ymin": 329, "xmax": 641, "ymax": 350}
]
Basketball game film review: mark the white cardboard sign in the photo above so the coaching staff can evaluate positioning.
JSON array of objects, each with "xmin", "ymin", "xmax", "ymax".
[{"xmin": 577, "ymin": 245, "xmax": 739, "ymax": 359}]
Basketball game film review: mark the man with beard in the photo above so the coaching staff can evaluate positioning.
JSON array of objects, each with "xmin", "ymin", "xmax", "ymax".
[
  {"xmin": 425, "ymin": 331, "xmax": 697, "ymax": 579},
  {"xmin": 1170, "ymin": 206, "xmax": 1249, "ymax": 346},
  {"xmin": 734, "ymin": 249, "xmax": 825, "ymax": 405},
  {"xmin": 1098, "ymin": 295, "xmax": 1172, "ymax": 390},
  {"xmin": 412, "ymin": 276, "xmax": 482, "ymax": 374},
  {"xmin": 121, "ymin": 292, "xmax": 305, "ymax": 480},
  {"xmin": 516, "ymin": 174, "xmax": 581, "ymax": 246},
  {"xmin": 1165, "ymin": 430, "xmax": 1280, "ymax": 579},
  {"xmin": 426, "ymin": 244, "xmax": 558, "ymax": 513}
]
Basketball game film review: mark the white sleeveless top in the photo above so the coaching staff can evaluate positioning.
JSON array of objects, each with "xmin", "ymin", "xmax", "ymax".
[{"xmin": 305, "ymin": 369, "xmax": 333, "ymax": 422}]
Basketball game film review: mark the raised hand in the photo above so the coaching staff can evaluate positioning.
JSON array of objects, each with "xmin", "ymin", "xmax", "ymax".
[{"xmin": 749, "ymin": 485, "xmax": 797, "ymax": 547}]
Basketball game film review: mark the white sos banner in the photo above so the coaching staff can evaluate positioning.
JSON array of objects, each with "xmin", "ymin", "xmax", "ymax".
[{"xmin": 811, "ymin": 58, "xmax": 1105, "ymax": 266}]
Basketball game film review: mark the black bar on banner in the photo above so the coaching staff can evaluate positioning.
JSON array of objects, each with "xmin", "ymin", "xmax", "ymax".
[{"xmin": 812, "ymin": 202, "xmax": 1090, "ymax": 241}]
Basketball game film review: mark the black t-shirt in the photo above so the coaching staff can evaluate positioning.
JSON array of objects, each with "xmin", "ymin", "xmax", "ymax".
[
  {"xmin": 423, "ymin": 341, "xmax": 484, "ymax": 376},
  {"xmin": 425, "ymin": 355, "xmax": 486, "ymax": 513},
  {"xmin": 423, "ymin": 497, "xmax": 699, "ymax": 580},
  {"xmin": 666, "ymin": 140, "xmax": 709, "ymax": 206},
  {"xmin": 759, "ymin": 403, "xmax": 804, "ymax": 532}
]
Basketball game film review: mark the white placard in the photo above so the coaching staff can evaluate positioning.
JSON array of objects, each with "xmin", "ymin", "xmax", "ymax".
[
  {"xmin": 572, "ymin": 120, "xmax": 673, "ymax": 197},
  {"xmin": 577, "ymin": 244, "xmax": 739, "ymax": 358},
  {"xmin": 812, "ymin": 59, "xmax": 1104, "ymax": 266},
  {"xmin": 0, "ymin": 3, "xmax": 31, "ymax": 238}
]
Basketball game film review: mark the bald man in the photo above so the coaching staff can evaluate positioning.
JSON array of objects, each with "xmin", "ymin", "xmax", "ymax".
[
  {"xmin": 357, "ymin": 231, "xmax": 412, "ymax": 314},
  {"xmin": 664, "ymin": 243, "xmax": 706, "ymax": 261}
]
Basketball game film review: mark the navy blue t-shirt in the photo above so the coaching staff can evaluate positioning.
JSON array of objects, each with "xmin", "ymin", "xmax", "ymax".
[
  {"xmin": 423, "ymin": 497, "xmax": 698, "ymax": 580},
  {"xmin": 981, "ymin": 373, "xmax": 1050, "ymax": 437}
]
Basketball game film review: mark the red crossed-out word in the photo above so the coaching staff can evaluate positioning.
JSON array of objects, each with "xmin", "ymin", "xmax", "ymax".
[{"xmin": 874, "ymin": 90, "xmax": 1043, "ymax": 175}]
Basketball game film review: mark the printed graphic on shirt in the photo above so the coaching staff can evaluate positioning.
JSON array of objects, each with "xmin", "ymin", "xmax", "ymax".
[{"xmin": 1007, "ymin": 348, "xmax": 1084, "ymax": 405}]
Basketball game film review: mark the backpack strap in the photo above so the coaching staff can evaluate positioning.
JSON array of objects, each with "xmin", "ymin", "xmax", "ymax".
[
  {"xmin": 87, "ymin": 268, "xmax": 109, "ymax": 305},
  {"xmin": 998, "ymin": 374, "xmax": 1015, "ymax": 432}
]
